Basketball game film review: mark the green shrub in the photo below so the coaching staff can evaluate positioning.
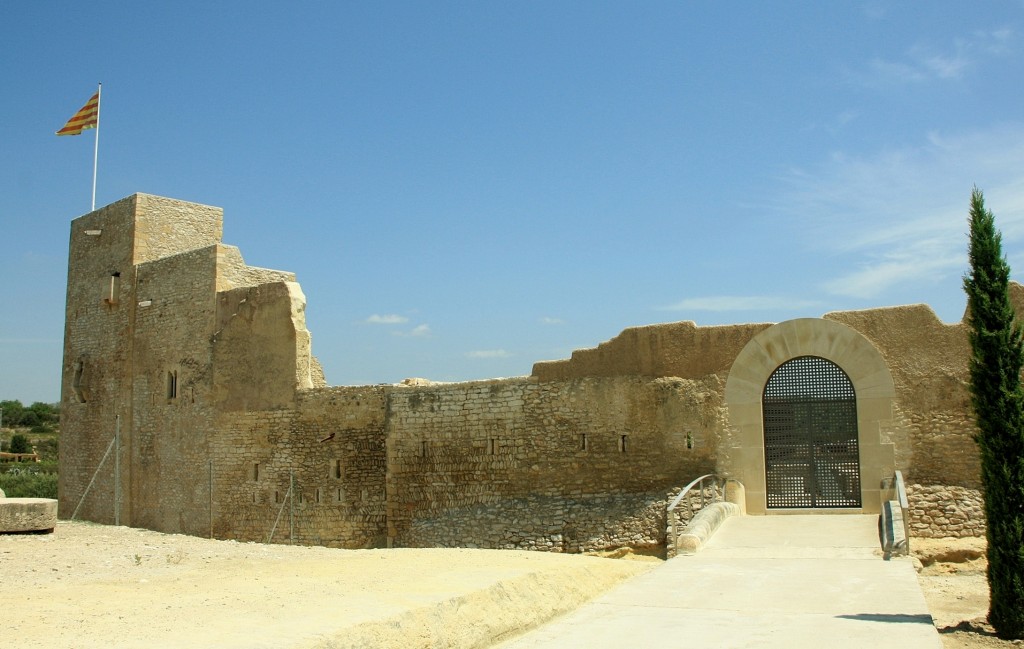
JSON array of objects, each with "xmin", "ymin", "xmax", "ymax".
[
  {"xmin": 8, "ymin": 434, "xmax": 29, "ymax": 454},
  {"xmin": 0, "ymin": 468, "xmax": 57, "ymax": 498},
  {"xmin": 32, "ymin": 437, "xmax": 58, "ymax": 462},
  {"xmin": 34, "ymin": 460, "xmax": 58, "ymax": 475}
]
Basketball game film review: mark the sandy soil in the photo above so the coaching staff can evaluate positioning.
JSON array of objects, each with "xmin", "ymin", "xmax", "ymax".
[
  {"xmin": 1, "ymin": 523, "xmax": 1017, "ymax": 648},
  {"xmin": 0, "ymin": 522, "xmax": 651, "ymax": 649},
  {"xmin": 913, "ymin": 537, "xmax": 1022, "ymax": 648}
]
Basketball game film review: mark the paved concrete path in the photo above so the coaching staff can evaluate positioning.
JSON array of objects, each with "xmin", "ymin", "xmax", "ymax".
[{"xmin": 495, "ymin": 514, "xmax": 941, "ymax": 649}]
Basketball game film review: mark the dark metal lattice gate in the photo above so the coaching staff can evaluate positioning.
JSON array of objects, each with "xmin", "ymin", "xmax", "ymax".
[{"xmin": 763, "ymin": 356, "xmax": 861, "ymax": 508}]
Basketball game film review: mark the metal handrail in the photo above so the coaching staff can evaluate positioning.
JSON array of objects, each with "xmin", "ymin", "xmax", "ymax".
[
  {"xmin": 893, "ymin": 470, "xmax": 911, "ymax": 555},
  {"xmin": 666, "ymin": 474, "xmax": 724, "ymax": 557},
  {"xmin": 894, "ymin": 469, "xmax": 909, "ymax": 509}
]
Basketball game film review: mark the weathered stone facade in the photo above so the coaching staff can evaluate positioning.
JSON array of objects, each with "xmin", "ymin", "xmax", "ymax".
[{"xmin": 61, "ymin": 195, "xmax": 992, "ymax": 550}]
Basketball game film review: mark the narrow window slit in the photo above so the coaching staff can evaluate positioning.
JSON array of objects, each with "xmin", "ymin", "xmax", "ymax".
[
  {"xmin": 105, "ymin": 272, "xmax": 121, "ymax": 305},
  {"xmin": 167, "ymin": 370, "xmax": 178, "ymax": 399}
]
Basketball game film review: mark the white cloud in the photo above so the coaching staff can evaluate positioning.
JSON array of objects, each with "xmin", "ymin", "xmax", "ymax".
[
  {"xmin": 773, "ymin": 124, "xmax": 1024, "ymax": 300},
  {"xmin": 662, "ymin": 296, "xmax": 820, "ymax": 312},
  {"xmin": 912, "ymin": 43, "xmax": 968, "ymax": 80},
  {"xmin": 866, "ymin": 58, "xmax": 928, "ymax": 84},
  {"xmin": 863, "ymin": 44, "xmax": 968, "ymax": 85},
  {"xmin": 801, "ymin": 110, "xmax": 861, "ymax": 137},
  {"xmin": 855, "ymin": 28, "xmax": 1013, "ymax": 88},
  {"xmin": 540, "ymin": 316, "xmax": 564, "ymax": 325},
  {"xmin": 861, "ymin": 3, "xmax": 887, "ymax": 20},
  {"xmin": 366, "ymin": 314, "xmax": 408, "ymax": 325},
  {"xmin": 466, "ymin": 349, "xmax": 511, "ymax": 359},
  {"xmin": 976, "ymin": 26, "xmax": 1014, "ymax": 56},
  {"xmin": 835, "ymin": 110, "xmax": 859, "ymax": 127},
  {"xmin": 392, "ymin": 323, "xmax": 431, "ymax": 337}
]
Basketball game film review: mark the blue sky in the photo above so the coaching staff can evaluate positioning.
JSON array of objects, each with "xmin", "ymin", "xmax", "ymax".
[{"xmin": 5, "ymin": 2, "xmax": 1024, "ymax": 404}]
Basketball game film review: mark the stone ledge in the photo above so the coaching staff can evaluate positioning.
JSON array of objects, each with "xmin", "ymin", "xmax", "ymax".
[
  {"xmin": 0, "ymin": 498, "xmax": 58, "ymax": 533},
  {"xmin": 674, "ymin": 501, "xmax": 741, "ymax": 555}
]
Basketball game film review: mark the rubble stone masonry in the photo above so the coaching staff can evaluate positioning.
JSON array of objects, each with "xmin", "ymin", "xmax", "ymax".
[{"xmin": 60, "ymin": 195, "xmax": 993, "ymax": 551}]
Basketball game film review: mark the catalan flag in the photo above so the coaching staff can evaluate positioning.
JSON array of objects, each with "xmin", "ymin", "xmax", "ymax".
[{"xmin": 56, "ymin": 90, "xmax": 100, "ymax": 136}]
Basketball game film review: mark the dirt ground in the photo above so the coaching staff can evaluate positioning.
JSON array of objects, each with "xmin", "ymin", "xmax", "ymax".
[
  {"xmin": 913, "ymin": 537, "xmax": 1023, "ymax": 648},
  {"xmin": 0, "ymin": 522, "xmax": 1018, "ymax": 648},
  {"xmin": 0, "ymin": 521, "xmax": 652, "ymax": 649}
]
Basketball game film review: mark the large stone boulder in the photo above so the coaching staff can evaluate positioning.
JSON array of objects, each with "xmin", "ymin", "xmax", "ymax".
[{"xmin": 0, "ymin": 498, "xmax": 58, "ymax": 533}]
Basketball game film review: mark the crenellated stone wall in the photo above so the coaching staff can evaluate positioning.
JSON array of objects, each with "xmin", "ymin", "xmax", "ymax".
[
  {"xmin": 384, "ymin": 376, "xmax": 722, "ymax": 550},
  {"xmin": 61, "ymin": 194, "xmax": 994, "ymax": 553}
]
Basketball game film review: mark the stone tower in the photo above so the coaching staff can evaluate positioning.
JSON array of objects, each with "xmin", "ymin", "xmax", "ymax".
[{"xmin": 60, "ymin": 194, "xmax": 319, "ymax": 533}]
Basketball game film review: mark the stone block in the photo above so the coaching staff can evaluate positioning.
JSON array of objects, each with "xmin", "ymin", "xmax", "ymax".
[
  {"xmin": 0, "ymin": 498, "xmax": 58, "ymax": 533},
  {"xmin": 674, "ymin": 502, "xmax": 740, "ymax": 555}
]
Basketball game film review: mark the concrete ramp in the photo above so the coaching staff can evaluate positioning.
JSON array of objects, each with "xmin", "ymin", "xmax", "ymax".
[{"xmin": 496, "ymin": 514, "xmax": 941, "ymax": 648}]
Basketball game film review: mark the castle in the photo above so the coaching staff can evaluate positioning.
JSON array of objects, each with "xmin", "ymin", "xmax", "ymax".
[{"xmin": 60, "ymin": 194, "xmax": 989, "ymax": 550}]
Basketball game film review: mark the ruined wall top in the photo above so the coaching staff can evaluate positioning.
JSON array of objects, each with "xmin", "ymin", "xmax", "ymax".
[
  {"xmin": 70, "ymin": 193, "xmax": 224, "ymax": 268},
  {"xmin": 532, "ymin": 320, "xmax": 772, "ymax": 381}
]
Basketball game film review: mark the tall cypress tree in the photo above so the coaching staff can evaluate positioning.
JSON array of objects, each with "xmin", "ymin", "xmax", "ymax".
[{"xmin": 963, "ymin": 187, "xmax": 1024, "ymax": 639}]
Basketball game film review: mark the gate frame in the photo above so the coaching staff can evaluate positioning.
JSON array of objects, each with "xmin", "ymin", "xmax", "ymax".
[
  {"xmin": 762, "ymin": 355, "xmax": 861, "ymax": 509},
  {"xmin": 723, "ymin": 318, "xmax": 896, "ymax": 515}
]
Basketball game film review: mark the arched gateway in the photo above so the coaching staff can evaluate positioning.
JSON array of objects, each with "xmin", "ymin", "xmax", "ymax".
[
  {"xmin": 763, "ymin": 355, "xmax": 861, "ymax": 508},
  {"xmin": 723, "ymin": 318, "xmax": 897, "ymax": 514}
]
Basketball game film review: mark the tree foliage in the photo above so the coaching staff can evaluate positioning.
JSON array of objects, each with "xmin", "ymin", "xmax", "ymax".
[
  {"xmin": 0, "ymin": 468, "xmax": 57, "ymax": 498},
  {"xmin": 963, "ymin": 187, "xmax": 1024, "ymax": 639},
  {"xmin": 8, "ymin": 434, "xmax": 30, "ymax": 455},
  {"xmin": 0, "ymin": 400, "xmax": 59, "ymax": 429}
]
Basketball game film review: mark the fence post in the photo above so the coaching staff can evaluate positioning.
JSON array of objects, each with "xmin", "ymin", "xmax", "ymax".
[
  {"xmin": 114, "ymin": 414, "xmax": 120, "ymax": 526},
  {"xmin": 70, "ymin": 434, "xmax": 117, "ymax": 521},
  {"xmin": 289, "ymin": 471, "xmax": 295, "ymax": 544}
]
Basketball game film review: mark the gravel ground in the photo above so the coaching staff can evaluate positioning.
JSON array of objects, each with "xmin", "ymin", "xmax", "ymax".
[
  {"xmin": 913, "ymin": 537, "xmax": 1024, "ymax": 648},
  {"xmin": 0, "ymin": 522, "xmax": 651, "ymax": 649},
  {"xmin": 2, "ymin": 523, "xmax": 1018, "ymax": 648}
]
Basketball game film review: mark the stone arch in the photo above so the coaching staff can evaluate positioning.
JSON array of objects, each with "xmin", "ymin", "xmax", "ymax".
[{"xmin": 723, "ymin": 318, "xmax": 896, "ymax": 514}]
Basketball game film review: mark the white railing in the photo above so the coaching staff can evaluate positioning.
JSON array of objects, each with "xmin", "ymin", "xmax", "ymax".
[
  {"xmin": 893, "ymin": 469, "xmax": 911, "ymax": 555},
  {"xmin": 666, "ymin": 474, "xmax": 725, "ymax": 558}
]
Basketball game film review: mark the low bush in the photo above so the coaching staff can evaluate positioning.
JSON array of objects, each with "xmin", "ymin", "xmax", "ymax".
[
  {"xmin": 33, "ymin": 437, "xmax": 58, "ymax": 461},
  {"xmin": 9, "ymin": 434, "xmax": 29, "ymax": 454},
  {"xmin": 0, "ymin": 468, "xmax": 58, "ymax": 498}
]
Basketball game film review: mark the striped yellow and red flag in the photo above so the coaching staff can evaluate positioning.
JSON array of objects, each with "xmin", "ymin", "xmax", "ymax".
[{"xmin": 56, "ymin": 91, "xmax": 100, "ymax": 136}]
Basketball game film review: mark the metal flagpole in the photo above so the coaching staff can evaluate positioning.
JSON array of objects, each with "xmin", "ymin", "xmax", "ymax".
[{"xmin": 91, "ymin": 83, "xmax": 101, "ymax": 211}]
